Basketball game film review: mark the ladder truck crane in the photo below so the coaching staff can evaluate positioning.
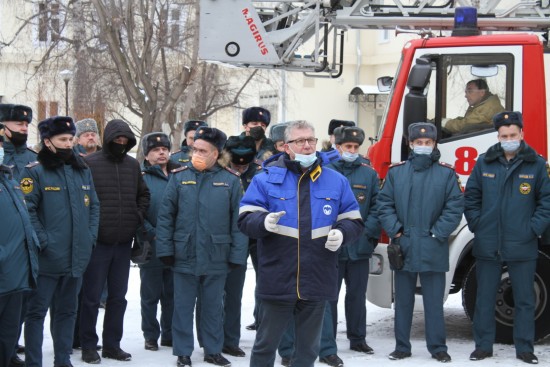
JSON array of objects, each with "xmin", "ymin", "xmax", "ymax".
[{"xmin": 199, "ymin": 0, "xmax": 550, "ymax": 343}]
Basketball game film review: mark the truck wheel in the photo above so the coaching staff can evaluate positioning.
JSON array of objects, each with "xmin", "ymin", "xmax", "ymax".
[{"xmin": 462, "ymin": 251, "xmax": 550, "ymax": 344}]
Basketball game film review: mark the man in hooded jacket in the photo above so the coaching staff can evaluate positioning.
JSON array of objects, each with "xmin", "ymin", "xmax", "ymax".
[{"xmin": 79, "ymin": 119, "xmax": 150, "ymax": 364}]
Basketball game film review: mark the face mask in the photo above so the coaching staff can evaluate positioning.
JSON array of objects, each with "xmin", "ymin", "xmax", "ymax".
[
  {"xmin": 0, "ymin": 147, "xmax": 4, "ymax": 165},
  {"xmin": 341, "ymin": 151, "xmax": 359, "ymax": 163},
  {"xmin": 412, "ymin": 145, "xmax": 433, "ymax": 155},
  {"xmin": 192, "ymin": 155, "xmax": 208, "ymax": 171},
  {"xmin": 48, "ymin": 141, "xmax": 74, "ymax": 162},
  {"xmin": 249, "ymin": 126, "xmax": 265, "ymax": 141},
  {"xmin": 5, "ymin": 127, "xmax": 28, "ymax": 146},
  {"xmin": 501, "ymin": 139, "xmax": 521, "ymax": 153},
  {"xmin": 109, "ymin": 142, "xmax": 127, "ymax": 158},
  {"xmin": 289, "ymin": 146, "xmax": 317, "ymax": 168}
]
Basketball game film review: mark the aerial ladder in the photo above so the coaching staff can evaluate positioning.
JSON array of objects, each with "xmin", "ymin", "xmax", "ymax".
[{"xmin": 199, "ymin": 0, "xmax": 550, "ymax": 76}]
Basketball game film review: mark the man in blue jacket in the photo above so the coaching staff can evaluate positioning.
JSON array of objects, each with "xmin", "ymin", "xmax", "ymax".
[
  {"xmin": 377, "ymin": 122, "xmax": 463, "ymax": 363},
  {"xmin": 238, "ymin": 120, "xmax": 364, "ymax": 367},
  {"xmin": 0, "ymin": 158, "xmax": 39, "ymax": 367},
  {"xmin": 21, "ymin": 116, "xmax": 100, "ymax": 367},
  {"xmin": 326, "ymin": 126, "xmax": 381, "ymax": 356},
  {"xmin": 140, "ymin": 132, "xmax": 180, "ymax": 352},
  {"xmin": 156, "ymin": 127, "xmax": 248, "ymax": 367},
  {"xmin": 171, "ymin": 120, "xmax": 208, "ymax": 164},
  {"xmin": 465, "ymin": 111, "xmax": 550, "ymax": 365}
]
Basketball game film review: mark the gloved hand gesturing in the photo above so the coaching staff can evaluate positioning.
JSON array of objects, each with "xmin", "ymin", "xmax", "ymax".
[
  {"xmin": 325, "ymin": 229, "xmax": 343, "ymax": 251},
  {"xmin": 264, "ymin": 211, "xmax": 286, "ymax": 233}
]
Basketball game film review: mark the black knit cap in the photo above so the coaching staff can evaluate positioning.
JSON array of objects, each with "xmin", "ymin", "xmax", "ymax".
[
  {"xmin": 38, "ymin": 116, "xmax": 76, "ymax": 140},
  {"xmin": 328, "ymin": 119, "xmax": 355, "ymax": 135},
  {"xmin": 194, "ymin": 127, "xmax": 227, "ymax": 152},
  {"xmin": 0, "ymin": 104, "xmax": 33, "ymax": 124},
  {"xmin": 225, "ymin": 135, "xmax": 257, "ymax": 165},
  {"xmin": 334, "ymin": 126, "xmax": 365, "ymax": 145},
  {"xmin": 142, "ymin": 132, "xmax": 171, "ymax": 156},
  {"xmin": 184, "ymin": 120, "xmax": 208, "ymax": 136},
  {"xmin": 242, "ymin": 107, "xmax": 271, "ymax": 127},
  {"xmin": 493, "ymin": 111, "xmax": 523, "ymax": 130}
]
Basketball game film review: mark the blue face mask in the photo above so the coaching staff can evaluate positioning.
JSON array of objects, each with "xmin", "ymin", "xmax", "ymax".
[
  {"xmin": 412, "ymin": 145, "xmax": 433, "ymax": 155},
  {"xmin": 341, "ymin": 151, "xmax": 359, "ymax": 162},
  {"xmin": 0, "ymin": 147, "xmax": 3, "ymax": 165},
  {"xmin": 501, "ymin": 139, "xmax": 521, "ymax": 153},
  {"xmin": 290, "ymin": 146, "xmax": 317, "ymax": 168}
]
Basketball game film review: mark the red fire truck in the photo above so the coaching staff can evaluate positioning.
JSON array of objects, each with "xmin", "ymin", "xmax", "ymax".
[{"xmin": 199, "ymin": 0, "xmax": 550, "ymax": 342}]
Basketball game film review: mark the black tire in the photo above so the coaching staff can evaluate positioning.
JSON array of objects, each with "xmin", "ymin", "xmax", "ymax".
[{"xmin": 462, "ymin": 251, "xmax": 550, "ymax": 344}]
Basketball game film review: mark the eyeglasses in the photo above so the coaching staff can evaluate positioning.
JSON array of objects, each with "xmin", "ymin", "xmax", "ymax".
[{"xmin": 287, "ymin": 138, "xmax": 318, "ymax": 147}]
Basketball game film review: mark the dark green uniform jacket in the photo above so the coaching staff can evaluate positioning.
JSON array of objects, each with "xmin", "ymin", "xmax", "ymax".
[
  {"xmin": 156, "ymin": 163, "xmax": 248, "ymax": 275},
  {"xmin": 326, "ymin": 156, "xmax": 381, "ymax": 260},
  {"xmin": 0, "ymin": 165, "xmax": 39, "ymax": 296},
  {"xmin": 140, "ymin": 160, "xmax": 181, "ymax": 269},
  {"xmin": 465, "ymin": 141, "xmax": 550, "ymax": 261},
  {"xmin": 170, "ymin": 143, "xmax": 192, "ymax": 165},
  {"xmin": 22, "ymin": 148, "xmax": 100, "ymax": 277},
  {"xmin": 377, "ymin": 150, "xmax": 464, "ymax": 272},
  {"xmin": 3, "ymin": 140, "xmax": 37, "ymax": 180}
]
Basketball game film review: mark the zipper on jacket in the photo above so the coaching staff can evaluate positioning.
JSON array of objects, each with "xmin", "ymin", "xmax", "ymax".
[
  {"xmin": 116, "ymin": 162, "xmax": 122, "ymax": 244},
  {"xmin": 296, "ymin": 171, "xmax": 306, "ymax": 299}
]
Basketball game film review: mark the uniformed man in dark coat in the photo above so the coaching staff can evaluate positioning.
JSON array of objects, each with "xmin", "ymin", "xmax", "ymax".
[
  {"xmin": 170, "ymin": 120, "xmax": 208, "ymax": 165},
  {"xmin": 140, "ymin": 133, "xmax": 180, "ymax": 352},
  {"xmin": 156, "ymin": 127, "xmax": 248, "ymax": 367},
  {"xmin": 465, "ymin": 111, "xmax": 550, "ymax": 365},
  {"xmin": 269, "ymin": 123, "xmax": 289, "ymax": 153},
  {"xmin": 321, "ymin": 119, "xmax": 355, "ymax": 152},
  {"xmin": 378, "ymin": 122, "xmax": 463, "ymax": 363},
  {"xmin": 240, "ymin": 107, "xmax": 276, "ymax": 162},
  {"xmin": 21, "ymin": 116, "xmax": 100, "ymax": 367},
  {"xmin": 0, "ymin": 157, "xmax": 39, "ymax": 367}
]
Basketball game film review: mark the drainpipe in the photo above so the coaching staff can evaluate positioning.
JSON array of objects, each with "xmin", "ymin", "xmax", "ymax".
[{"xmin": 355, "ymin": 30, "xmax": 361, "ymax": 124}]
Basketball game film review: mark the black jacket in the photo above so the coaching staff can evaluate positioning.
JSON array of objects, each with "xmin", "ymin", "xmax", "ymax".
[{"xmin": 84, "ymin": 119, "xmax": 150, "ymax": 244}]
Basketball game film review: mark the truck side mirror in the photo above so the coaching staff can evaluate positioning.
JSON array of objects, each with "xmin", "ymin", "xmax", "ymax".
[{"xmin": 377, "ymin": 76, "xmax": 393, "ymax": 92}]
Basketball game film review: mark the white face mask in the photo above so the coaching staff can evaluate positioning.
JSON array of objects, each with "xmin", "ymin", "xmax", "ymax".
[
  {"xmin": 412, "ymin": 145, "xmax": 433, "ymax": 155},
  {"xmin": 0, "ymin": 147, "xmax": 3, "ymax": 165},
  {"xmin": 289, "ymin": 146, "xmax": 317, "ymax": 168},
  {"xmin": 500, "ymin": 139, "xmax": 521, "ymax": 153},
  {"xmin": 341, "ymin": 151, "xmax": 359, "ymax": 162}
]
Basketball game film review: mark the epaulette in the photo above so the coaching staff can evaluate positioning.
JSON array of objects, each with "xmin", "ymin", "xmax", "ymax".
[
  {"xmin": 361, "ymin": 162, "xmax": 374, "ymax": 169},
  {"xmin": 225, "ymin": 166, "xmax": 241, "ymax": 177},
  {"xmin": 171, "ymin": 166, "xmax": 188, "ymax": 173},
  {"xmin": 25, "ymin": 161, "xmax": 40, "ymax": 168},
  {"xmin": 172, "ymin": 149, "xmax": 182, "ymax": 154},
  {"xmin": 254, "ymin": 158, "xmax": 264, "ymax": 166},
  {"xmin": 438, "ymin": 161, "xmax": 455, "ymax": 170},
  {"xmin": 388, "ymin": 161, "xmax": 406, "ymax": 168}
]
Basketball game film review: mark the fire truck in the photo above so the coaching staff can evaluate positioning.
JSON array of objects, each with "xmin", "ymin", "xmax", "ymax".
[{"xmin": 198, "ymin": 0, "xmax": 550, "ymax": 343}]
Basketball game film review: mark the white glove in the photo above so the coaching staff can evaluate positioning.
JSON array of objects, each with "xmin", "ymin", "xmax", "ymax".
[
  {"xmin": 325, "ymin": 229, "xmax": 343, "ymax": 251},
  {"xmin": 264, "ymin": 211, "xmax": 286, "ymax": 233}
]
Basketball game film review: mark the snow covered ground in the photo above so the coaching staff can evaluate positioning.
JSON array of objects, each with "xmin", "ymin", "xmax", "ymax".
[{"xmin": 35, "ymin": 262, "xmax": 550, "ymax": 367}]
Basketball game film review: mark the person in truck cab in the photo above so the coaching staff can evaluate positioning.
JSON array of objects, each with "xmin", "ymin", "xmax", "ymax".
[{"xmin": 443, "ymin": 79, "xmax": 504, "ymax": 135}]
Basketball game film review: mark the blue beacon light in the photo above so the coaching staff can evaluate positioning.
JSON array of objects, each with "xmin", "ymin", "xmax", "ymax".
[{"xmin": 452, "ymin": 7, "xmax": 480, "ymax": 36}]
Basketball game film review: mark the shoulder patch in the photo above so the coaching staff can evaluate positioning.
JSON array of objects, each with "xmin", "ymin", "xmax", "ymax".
[
  {"xmin": 25, "ymin": 161, "xmax": 40, "ymax": 168},
  {"xmin": 388, "ymin": 161, "xmax": 406, "ymax": 168},
  {"xmin": 438, "ymin": 161, "xmax": 455, "ymax": 169},
  {"xmin": 171, "ymin": 166, "xmax": 188, "ymax": 173},
  {"xmin": 225, "ymin": 167, "xmax": 241, "ymax": 177}
]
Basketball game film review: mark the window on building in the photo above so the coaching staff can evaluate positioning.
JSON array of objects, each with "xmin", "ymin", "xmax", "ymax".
[
  {"xmin": 38, "ymin": 1, "xmax": 61, "ymax": 43},
  {"xmin": 260, "ymin": 91, "xmax": 279, "ymax": 124},
  {"xmin": 37, "ymin": 101, "xmax": 59, "ymax": 121}
]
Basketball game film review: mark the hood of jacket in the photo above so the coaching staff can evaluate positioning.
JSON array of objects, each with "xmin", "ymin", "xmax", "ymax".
[{"xmin": 102, "ymin": 119, "xmax": 137, "ymax": 158}]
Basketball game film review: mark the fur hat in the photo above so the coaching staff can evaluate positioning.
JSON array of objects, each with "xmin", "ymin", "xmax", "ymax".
[
  {"xmin": 38, "ymin": 116, "xmax": 76, "ymax": 140},
  {"xmin": 328, "ymin": 119, "xmax": 355, "ymax": 135},
  {"xmin": 225, "ymin": 135, "xmax": 257, "ymax": 165},
  {"xmin": 194, "ymin": 127, "xmax": 227, "ymax": 152},
  {"xmin": 270, "ymin": 123, "xmax": 289, "ymax": 143},
  {"xmin": 408, "ymin": 122, "xmax": 437, "ymax": 142},
  {"xmin": 142, "ymin": 132, "xmax": 171, "ymax": 156},
  {"xmin": 493, "ymin": 111, "xmax": 523, "ymax": 130},
  {"xmin": 334, "ymin": 126, "xmax": 365, "ymax": 145},
  {"xmin": 183, "ymin": 120, "xmax": 208, "ymax": 136},
  {"xmin": 0, "ymin": 104, "xmax": 33, "ymax": 124},
  {"xmin": 242, "ymin": 107, "xmax": 271, "ymax": 127},
  {"xmin": 75, "ymin": 118, "xmax": 99, "ymax": 137}
]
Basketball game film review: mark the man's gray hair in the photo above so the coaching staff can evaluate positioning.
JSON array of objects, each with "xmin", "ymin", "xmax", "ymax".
[{"xmin": 284, "ymin": 120, "xmax": 316, "ymax": 143}]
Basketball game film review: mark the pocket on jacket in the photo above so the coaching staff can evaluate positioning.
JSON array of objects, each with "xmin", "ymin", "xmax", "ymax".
[
  {"xmin": 210, "ymin": 234, "xmax": 232, "ymax": 262},
  {"xmin": 174, "ymin": 234, "xmax": 191, "ymax": 260}
]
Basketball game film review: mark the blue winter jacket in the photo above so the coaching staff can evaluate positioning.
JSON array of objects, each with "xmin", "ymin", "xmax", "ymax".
[
  {"xmin": 0, "ymin": 165, "xmax": 39, "ymax": 296},
  {"xmin": 326, "ymin": 156, "xmax": 381, "ymax": 260},
  {"xmin": 21, "ymin": 148, "xmax": 100, "ymax": 277},
  {"xmin": 140, "ymin": 160, "xmax": 181, "ymax": 269},
  {"xmin": 156, "ymin": 164, "xmax": 248, "ymax": 275},
  {"xmin": 377, "ymin": 150, "xmax": 464, "ymax": 272},
  {"xmin": 3, "ymin": 140, "xmax": 37, "ymax": 180},
  {"xmin": 465, "ymin": 141, "xmax": 550, "ymax": 261},
  {"xmin": 238, "ymin": 153, "xmax": 364, "ymax": 302}
]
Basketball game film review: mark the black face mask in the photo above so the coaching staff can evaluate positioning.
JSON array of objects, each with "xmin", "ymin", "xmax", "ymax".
[
  {"xmin": 249, "ymin": 126, "xmax": 265, "ymax": 141},
  {"xmin": 5, "ymin": 127, "xmax": 28, "ymax": 147},
  {"xmin": 109, "ymin": 142, "xmax": 127, "ymax": 158},
  {"xmin": 54, "ymin": 147, "xmax": 74, "ymax": 162}
]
